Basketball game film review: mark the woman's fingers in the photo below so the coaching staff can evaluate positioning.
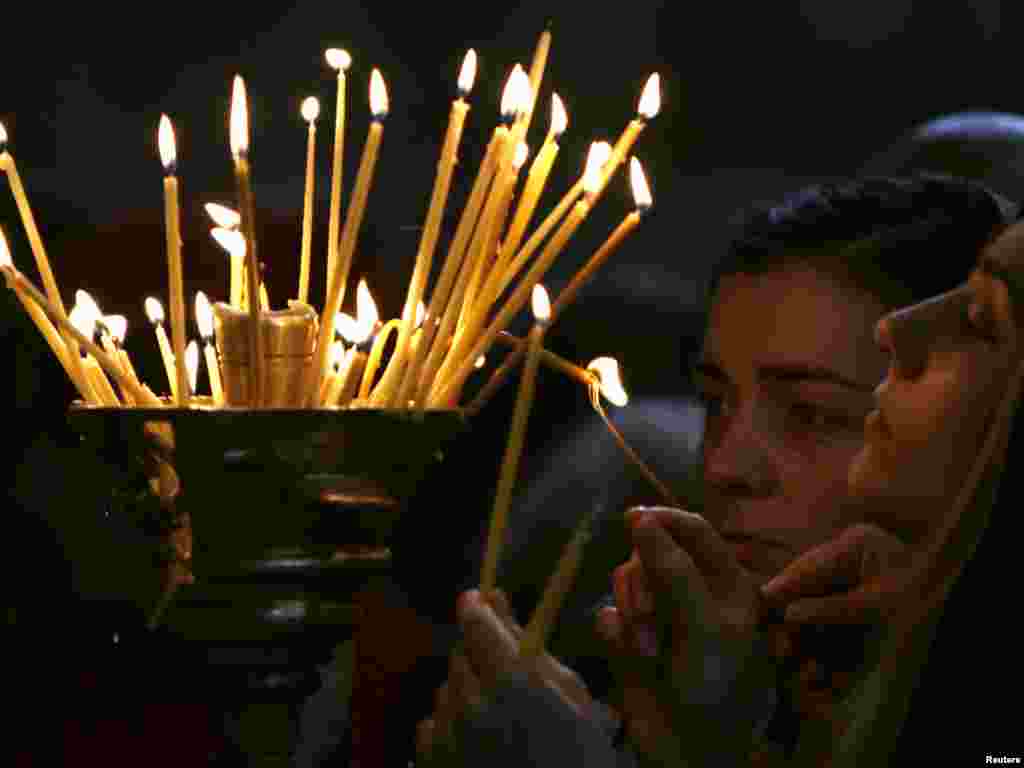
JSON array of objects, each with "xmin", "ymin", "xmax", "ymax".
[
  {"xmin": 456, "ymin": 589, "xmax": 520, "ymax": 690},
  {"xmin": 761, "ymin": 524, "xmax": 889, "ymax": 603}
]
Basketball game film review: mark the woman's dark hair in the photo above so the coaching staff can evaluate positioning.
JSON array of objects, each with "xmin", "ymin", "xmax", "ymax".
[{"xmin": 710, "ymin": 175, "xmax": 1011, "ymax": 312}]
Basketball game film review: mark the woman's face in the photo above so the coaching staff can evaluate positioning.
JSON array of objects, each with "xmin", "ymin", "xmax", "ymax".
[{"xmin": 848, "ymin": 228, "xmax": 1022, "ymax": 542}]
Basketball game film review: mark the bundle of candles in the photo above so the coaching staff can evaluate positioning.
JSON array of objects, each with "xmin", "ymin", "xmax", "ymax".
[{"xmin": 0, "ymin": 29, "xmax": 668, "ymax": 653}]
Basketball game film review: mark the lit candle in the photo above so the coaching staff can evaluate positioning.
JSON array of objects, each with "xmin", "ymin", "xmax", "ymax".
[
  {"xmin": 230, "ymin": 75, "xmax": 263, "ymax": 407},
  {"xmin": 195, "ymin": 291, "xmax": 224, "ymax": 405},
  {"xmin": 465, "ymin": 157, "xmax": 651, "ymax": 416},
  {"xmin": 334, "ymin": 345, "xmax": 366, "ymax": 407},
  {"xmin": 322, "ymin": 340, "xmax": 347, "ymax": 405},
  {"xmin": 1, "ymin": 122, "xmax": 92, "ymax": 396},
  {"xmin": 204, "ymin": 202, "xmax": 241, "ymax": 230},
  {"xmin": 371, "ymin": 50, "xmax": 477, "ymax": 407},
  {"xmin": 0, "ymin": 260, "xmax": 158, "ymax": 405},
  {"xmin": 595, "ymin": 73, "xmax": 660, "ymax": 198},
  {"xmin": 480, "ymin": 284, "xmax": 550, "ymax": 593},
  {"xmin": 210, "ymin": 227, "xmax": 246, "ymax": 309},
  {"xmin": 586, "ymin": 356, "xmax": 679, "ymax": 506},
  {"xmin": 158, "ymin": 115, "xmax": 189, "ymax": 407},
  {"xmin": 78, "ymin": 290, "xmax": 131, "ymax": 403},
  {"xmin": 145, "ymin": 297, "xmax": 178, "ymax": 400},
  {"xmin": 0, "ymin": 225, "xmax": 89, "ymax": 400},
  {"xmin": 105, "ymin": 314, "xmax": 141, "ymax": 405},
  {"xmin": 313, "ymin": 68, "xmax": 388, "ymax": 403},
  {"xmin": 329, "ymin": 310, "xmax": 371, "ymax": 407},
  {"xmin": 495, "ymin": 94, "xmax": 567, "ymax": 299},
  {"xmin": 324, "ymin": 48, "xmax": 352, "ymax": 297},
  {"xmin": 70, "ymin": 302, "xmax": 120, "ymax": 407},
  {"xmin": 298, "ymin": 96, "xmax": 320, "ymax": 305},
  {"xmin": 185, "ymin": 339, "xmax": 200, "ymax": 400},
  {"xmin": 430, "ymin": 142, "xmax": 606, "ymax": 407}
]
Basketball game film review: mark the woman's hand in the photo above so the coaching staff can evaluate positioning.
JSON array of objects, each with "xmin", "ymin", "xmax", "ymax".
[
  {"xmin": 597, "ymin": 506, "xmax": 773, "ymax": 767},
  {"xmin": 416, "ymin": 589, "xmax": 595, "ymax": 765}
]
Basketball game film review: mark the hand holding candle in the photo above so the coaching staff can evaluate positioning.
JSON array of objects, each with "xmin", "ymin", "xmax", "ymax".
[{"xmin": 480, "ymin": 284, "xmax": 550, "ymax": 593}]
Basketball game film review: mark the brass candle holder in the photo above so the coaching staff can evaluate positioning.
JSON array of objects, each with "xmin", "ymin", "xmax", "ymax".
[{"xmin": 212, "ymin": 302, "xmax": 318, "ymax": 408}]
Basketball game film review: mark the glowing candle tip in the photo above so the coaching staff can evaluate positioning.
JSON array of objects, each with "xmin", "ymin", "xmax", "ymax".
[
  {"xmin": 514, "ymin": 142, "xmax": 530, "ymax": 170},
  {"xmin": 144, "ymin": 297, "xmax": 165, "ymax": 325},
  {"xmin": 0, "ymin": 226, "xmax": 11, "ymax": 267},
  {"xmin": 0, "ymin": 121, "xmax": 8, "ymax": 152},
  {"xmin": 531, "ymin": 284, "xmax": 551, "ymax": 323},
  {"xmin": 195, "ymin": 291, "xmax": 214, "ymax": 340},
  {"xmin": 369, "ymin": 69, "xmax": 389, "ymax": 119},
  {"xmin": 587, "ymin": 357, "xmax": 629, "ymax": 406},
  {"xmin": 185, "ymin": 340, "xmax": 199, "ymax": 394},
  {"xmin": 211, "ymin": 227, "xmax": 247, "ymax": 258},
  {"xmin": 638, "ymin": 73, "xmax": 661, "ymax": 120},
  {"xmin": 629, "ymin": 157, "xmax": 653, "ymax": 211},
  {"xmin": 325, "ymin": 48, "xmax": 352, "ymax": 72},
  {"xmin": 550, "ymin": 93, "xmax": 568, "ymax": 138},
  {"xmin": 458, "ymin": 49, "xmax": 478, "ymax": 96},
  {"xmin": 105, "ymin": 315, "xmax": 127, "ymax": 344},
  {"xmin": 230, "ymin": 75, "xmax": 250, "ymax": 159},
  {"xmin": 582, "ymin": 142, "xmax": 610, "ymax": 196},
  {"xmin": 500, "ymin": 64, "xmax": 532, "ymax": 122},
  {"xmin": 158, "ymin": 114, "xmax": 177, "ymax": 173},
  {"xmin": 301, "ymin": 96, "xmax": 321, "ymax": 123}
]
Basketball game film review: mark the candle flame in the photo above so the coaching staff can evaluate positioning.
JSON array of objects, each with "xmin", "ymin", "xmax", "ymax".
[
  {"xmin": 0, "ymin": 121, "xmax": 9, "ymax": 152},
  {"xmin": 158, "ymin": 114, "xmax": 177, "ymax": 172},
  {"xmin": 205, "ymin": 203, "xmax": 240, "ymax": 230},
  {"xmin": 335, "ymin": 312, "xmax": 371, "ymax": 345},
  {"xmin": 415, "ymin": 300, "xmax": 426, "ymax": 328},
  {"xmin": 195, "ymin": 291, "xmax": 214, "ymax": 340},
  {"xmin": 369, "ymin": 69, "xmax": 389, "ymax": 118},
  {"xmin": 69, "ymin": 303, "xmax": 97, "ymax": 339},
  {"xmin": 637, "ymin": 73, "xmax": 661, "ymax": 120},
  {"xmin": 144, "ymin": 297, "xmax": 166, "ymax": 325},
  {"xmin": 550, "ymin": 93, "xmax": 568, "ymax": 138},
  {"xmin": 185, "ymin": 340, "xmax": 200, "ymax": 394},
  {"xmin": 531, "ymin": 283, "xmax": 551, "ymax": 322},
  {"xmin": 356, "ymin": 278, "xmax": 380, "ymax": 333},
  {"xmin": 301, "ymin": 96, "xmax": 320, "ymax": 123},
  {"xmin": 587, "ymin": 357, "xmax": 629, "ymax": 406},
  {"xmin": 0, "ymin": 225, "xmax": 11, "ymax": 267},
  {"xmin": 75, "ymin": 289, "xmax": 103, "ymax": 325},
  {"xmin": 513, "ymin": 142, "xmax": 529, "ymax": 170},
  {"xmin": 458, "ymin": 49, "xmax": 478, "ymax": 95},
  {"xmin": 104, "ymin": 315, "xmax": 127, "ymax": 344},
  {"xmin": 474, "ymin": 354, "xmax": 487, "ymax": 370},
  {"xmin": 329, "ymin": 339, "xmax": 346, "ymax": 371},
  {"xmin": 582, "ymin": 141, "xmax": 611, "ymax": 196},
  {"xmin": 325, "ymin": 48, "xmax": 352, "ymax": 72},
  {"xmin": 230, "ymin": 75, "xmax": 249, "ymax": 159},
  {"xmin": 629, "ymin": 157, "xmax": 653, "ymax": 210},
  {"xmin": 501, "ymin": 64, "xmax": 532, "ymax": 120},
  {"xmin": 211, "ymin": 227, "xmax": 247, "ymax": 258}
]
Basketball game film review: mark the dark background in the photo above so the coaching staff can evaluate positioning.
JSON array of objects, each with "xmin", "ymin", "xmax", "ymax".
[{"xmin": 3, "ymin": 1, "xmax": 1023, "ymax": 763}]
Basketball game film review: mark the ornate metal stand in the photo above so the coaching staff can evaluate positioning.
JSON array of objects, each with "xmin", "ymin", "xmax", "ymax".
[{"xmin": 70, "ymin": 404, "xmax": 466, "ymax": 766}]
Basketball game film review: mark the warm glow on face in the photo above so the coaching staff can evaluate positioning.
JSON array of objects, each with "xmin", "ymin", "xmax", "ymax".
[
  {"xmin": 230, "ymin": 75, "xmax": 249, "ymax": 159},
  {"xmin": 158, "ymin": 114, "xmax": 176, "ymax": 171},
  {"xmin": 369, "ymin": 69, "xmax": 389, "ymax": 118},
  {"xmin": 195, "ymin": 291, "xmax": 214, "ymax": 339},
  {"xmin": 356, "ymin": 279, "xmax": 380, "ymax": 334},
  {"xmin": 329, "ymin": 340, "xmax": 346, "ymax": 371},
  {"xmin": 105, "ymin": 315, "xmax": 127, "ymax": 344},
  {"xmin": 500, "ymin": 64, "xmax": 532, "ymax": 120},
  {"xmin": 69, "ymin": 303, "xmax": 97, "ymax": 339},
  {"xmin": 531, "ymin": 283, "xmax": 551, "ymax": 323},
  {"xmin": 205, "ymin": 203, "xmax": 240, "ymax": 230},
  {"xmin": 211, "ymin": 227, "xmax": 247, "ymax": 259},
  {"xmin": 301, "ymin": 96, "xmax": 321, "ymax": 123},
  {"xmin": 550, "ymin": 93, "xmax": 568, "ymax": 138},
  {"xmin": 587, "ymin": 356, "xmax": 629, "ymax": 406},
  {"xmin": 415, "ymin": 300, "xmax": 426, "ymax": 328},
  {"xmin": 513, "ymin": 142, "xmax": 529, "ymax": 170},
  {"xmin": 582, "ymin": 141, "xmax": 611, "ymax": 196},
  {"xmin": 325, "ymin": 48, "xmax": 352, "ymax": 71},
  {"xmin": 629, "ymin": 157, "xmax": 653, "ymax": 210},
  {"xmin": 458, "ymin": 49, "xmax": 478, "ymax": 95},
  {"xmin": 0, "ymin": 226, "xmax": 11, "ymax": 267},
  {"xmin": 637, "ymin": 73, "xmax": 661, "ymax": 119},
  {"xmin": 185, "ymin": 340, "xmax": 199, "ymax": 394},
  {"xmin": 145, "ymin": 297, "xmax": 165, "ymax": 325}
]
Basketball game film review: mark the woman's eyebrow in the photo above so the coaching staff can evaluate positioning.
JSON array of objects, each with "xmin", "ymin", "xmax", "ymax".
[{"xmin": 757, "ymin": 364, "xmax": 873, "ymax": 393}]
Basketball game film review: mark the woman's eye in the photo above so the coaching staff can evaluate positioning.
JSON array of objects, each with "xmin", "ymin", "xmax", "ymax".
[{"xmin": 786, "ymin": 402, "xmax": 847, "ymax": 434}]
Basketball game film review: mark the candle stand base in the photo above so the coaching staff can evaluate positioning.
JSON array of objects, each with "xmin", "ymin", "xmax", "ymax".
[{"xmin": 69, "ymin": 404, "xmax": 466, "ymax": 766}]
